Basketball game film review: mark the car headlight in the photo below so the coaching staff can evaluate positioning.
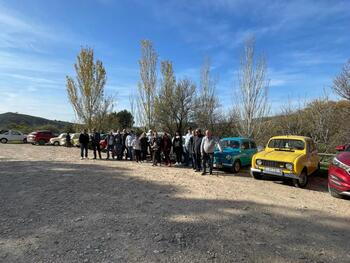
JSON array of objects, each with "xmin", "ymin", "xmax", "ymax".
[
  {"xmin": 226, "ymin": 155, "xmax": 232, "ymax": 160},
  {"xmin": 332, "ymin": 157, "xmax": 350, "ymax": 173},
  {"xmin": 256, "ymin": 159, "xmax": 262, "ymax": 165},
  {"xmin": 285, "ymin": 163, "xmax": 293, "ymax": 171}
]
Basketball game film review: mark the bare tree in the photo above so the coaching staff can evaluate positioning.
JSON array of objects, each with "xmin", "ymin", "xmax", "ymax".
[
  {"xmin": 305, "ymin": 92, "xmax": 335, "ymax": 153},
  {"xmin": 66, "ymin": 47, "xmax": 113, "ymax": 131},
  {"xmin": 137, "ymin": 40, "xmax": 158, "ymax": 129},
  {"xmin": 333, "ymin": 59, "xmax": 350, "ymax": 100},
  {"xmin": 279, "ymin": 97, "xmax": 305, "ymax": 135},
  {"xmin": 129, "ymin": 88, "xmax": 137, "ymax": 126},
  {"xmin": 154, "ymin": 61, "xmax": 196, "ymax": 135},
  {"xmin": 194, "ymin": 58, "xmax": 219, "ymax": 131},
  {"xmin": 233, "ymin": 38, "xmax": 269, "ymax": 138}
]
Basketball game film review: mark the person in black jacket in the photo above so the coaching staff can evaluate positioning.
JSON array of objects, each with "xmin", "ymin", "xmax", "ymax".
[
  {"xmin": 172, "ymin": 131, "xmax": 183, "ymax": 166},
  {"xmin": 65, "ymin": 132, "xmax": 71, "ymax": 147},
  {"xmin": 161, "ymin": 132, "xmax": 172, "ymax": 166},
  {"xmin": 91, "ymin": 129, "xmax": 102, "ymax": 160},
  {"xmin": 79, "ymin": 129, "xmax": 90, "ymax": 160},
  {"xmin": 105, "ymin": 131, "xmax": 115, "ymax": 160},
  {"xmin": 114, "ymin": 130, "xmax": 123, "ymax": 160},
  {"xmin": 121, "ymin": 129, "xmax": 128, "ymax": 160},
  {"xmin": 193, "ymin": 129, "xmax": 204, "ymax": 172},
  {"xmin": 140, "ymin": 132, "xmax": 149, "ymax": 162}
]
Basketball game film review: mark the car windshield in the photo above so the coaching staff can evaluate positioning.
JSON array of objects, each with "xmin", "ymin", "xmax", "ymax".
[
  {"xmin": 219, "ymin": 140, "xmax": 240, "ymax": 149},
  {"xmin": 268, "ymin": 139, "xmax": 305, "ymax": 150}
]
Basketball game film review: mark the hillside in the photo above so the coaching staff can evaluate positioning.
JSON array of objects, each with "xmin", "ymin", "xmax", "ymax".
[{"xmin": 0, "ymin": 112, "xmax": 75, "ymax": 133}]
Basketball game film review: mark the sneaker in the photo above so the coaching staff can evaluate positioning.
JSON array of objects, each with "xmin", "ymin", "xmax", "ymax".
[
  {"xmin": 80, "ymin": 157, "xmax": 84, "ymax": 160},
  {"xmin": 201, "ymin": 172, "xmax": 206, "ymax": 176}
]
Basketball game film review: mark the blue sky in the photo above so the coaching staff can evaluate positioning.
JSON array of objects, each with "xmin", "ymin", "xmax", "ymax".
[{"xmin": 0, "ymin": 0, "xmax": 349, "ymax": 122}]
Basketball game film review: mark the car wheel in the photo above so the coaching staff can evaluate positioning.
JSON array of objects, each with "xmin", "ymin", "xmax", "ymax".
[
  {"xmin": 251, "ymin": 171, "xmax": 263, "ymax": 180},
  {"xmin": 232, "ymin": 160, "xmax": 241, "ymax": 173},
  {"xmin": 293, "ymin": 170, "xmax": 308, "ymax": 188},
  {"xmin": 38, "ymin": 140, "xmax": 45, "ymax": 146},
  {"xmin": 23, "ymin": 138, "xmax": 27, "ymax": 143},
  {"xmin": 0, "ymin": 138, "xmax": 8, "ymax": 144},
  {"xmin": 53, "ymin": 141, "xmax": 59, "ymax": 146}
]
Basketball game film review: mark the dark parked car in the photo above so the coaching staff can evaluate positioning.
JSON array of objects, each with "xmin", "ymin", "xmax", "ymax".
[{"xmin": 328, "ymin": 144, "xmax": 350, "ymax": 198}]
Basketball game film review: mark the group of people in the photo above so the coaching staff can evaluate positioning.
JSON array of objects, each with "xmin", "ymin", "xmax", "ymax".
[{"xmin": 74, "ymin": 127, "xmax": 218, "ymax": 176}]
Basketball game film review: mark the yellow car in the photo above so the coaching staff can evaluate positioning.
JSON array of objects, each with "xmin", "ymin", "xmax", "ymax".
[{"xmin": 250, "ymin": 135, "xmax": 319, "ymax": 188}]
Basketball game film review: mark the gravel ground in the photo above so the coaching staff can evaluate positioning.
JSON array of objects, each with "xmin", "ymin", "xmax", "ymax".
[{"xmin": 0, "ymin": 144, "xmax": 349, "ymax": 263}]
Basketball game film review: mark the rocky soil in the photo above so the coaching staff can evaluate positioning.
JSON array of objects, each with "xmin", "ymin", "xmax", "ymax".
[{"xmin": 0, "ymin": 144, "xmax": 349, "ymax": 263}]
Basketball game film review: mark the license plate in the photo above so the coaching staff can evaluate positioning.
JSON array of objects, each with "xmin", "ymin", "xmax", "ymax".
[
  {"xmin": 213, "ymin": 163, "xmax": 222, "ymax": 168},
  {"xmin": 264, "ymin": 167, "xmax": 282, "ymax": 175}
]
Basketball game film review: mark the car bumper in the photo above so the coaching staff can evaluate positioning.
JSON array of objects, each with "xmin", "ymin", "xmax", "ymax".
[
  {"xmin": 27, "ymin": 137, "xmax": 36, "ymax": 143},
  {"xmin": 213, "ymin": 162, "xmax": 233, "ymax": 168},
  {"xmin": 328, "ymin": 165, "xmax": 350, "ymax": 195},
  {"xmin": 250, "ymin": 167, "xmax": 299, "ymax": 180}
]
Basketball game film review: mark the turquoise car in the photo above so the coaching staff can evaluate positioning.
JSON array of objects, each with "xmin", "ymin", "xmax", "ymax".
[{"xmin": 214, "ymin": 137, "xmax": 257, "ymax": 173}]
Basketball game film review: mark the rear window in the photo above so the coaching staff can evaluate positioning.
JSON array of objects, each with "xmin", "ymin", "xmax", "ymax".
[
  {"xmin": 268, "ymin": 139, "xmax": 305, "ymax": 150},
  {"xmin": 0, "ymin": 130, "xmax": 9, "ymax": 134}
]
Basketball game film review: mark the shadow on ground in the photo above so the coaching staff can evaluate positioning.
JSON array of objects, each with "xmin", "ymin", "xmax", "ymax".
[{"xmin": 0, "ymin": 160, "xmax": 349, "ymax": 263}]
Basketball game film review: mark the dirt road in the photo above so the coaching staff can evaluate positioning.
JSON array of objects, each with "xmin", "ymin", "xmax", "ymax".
[{"xmin": 0, "ymin": 144, "xmax": 349, "ymax": 263}]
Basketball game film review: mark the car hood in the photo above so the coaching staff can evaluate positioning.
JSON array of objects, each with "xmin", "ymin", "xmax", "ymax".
[
  {"xmin": 50, "ymin": 137, "xmax": 59, "ymax": 140},
  {"xmin": 256, "ymin": 149, "xmax": 304, "ymax": 162},
  {"xmin": 215, "ymin": 148, "xmax": 240, "ymax": 156},
  {"xmin": 336, "ymin": 152, "xmax": 350, "ymax": 166}
]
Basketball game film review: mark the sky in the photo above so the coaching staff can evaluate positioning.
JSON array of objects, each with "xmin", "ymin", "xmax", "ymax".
[{"xmin": 0, "ymin": 0, "xmax": 349, "ymax": 122}]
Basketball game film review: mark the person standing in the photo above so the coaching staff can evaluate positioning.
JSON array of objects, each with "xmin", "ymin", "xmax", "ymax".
[
  {"xmin": 184, "ymin": 127, "xmax": 193, "ymax": 166},
  {"xmin": 147, "ymin": 129, "xmax": 154, "ymax": 160},
  {"xmin": 140, "ymin": 132, "xmax": 149, "ymax": 162},
  {"xmin": 91, "ymin": 129, "xmax": 102, "ymax": 160},
  {"xmin": 114, "ymin": 130, "xmax": 123, "ymax": 160},
  {"xmin": 79, "ymin": 129, "xmax": 89, "ymax": 160},
  {"xmin": 121, "ymin": 129, "xmax": 128, "ymax": 160},
  {"xmin": 125, "ymin": 130, "xmax": 135, "ymax": 161},
  {"xmin": 132, "ymin": 134, "xmax": 142, "ymax": 163},
  {"xmin": 172, "ymin": 131, "xmax": 183, "ymax": 166},
  {"xmin": 151, "ymin": 132, "xmax": 161, "ymax": 166},
  {"xmin": 189, "ymin": 130, "xmax": 196, "ymax": 169},
  {"xmin": 65, "ymin": 132, "xmax": 71, "ymax": 147},
  {"xmin": 193, "ymin": 129, "xmax": 204, "ymax": 172},
  {"xmin": 200, "ymin": 130, "xmax": 216, "ymax": 175},
  {"xmin": 161, "ymin": 132, "xmax": 172, "ymax": 166},
  {"xmin": 106, "ymin": 131, "xmax": 115, "ymax": 160}
]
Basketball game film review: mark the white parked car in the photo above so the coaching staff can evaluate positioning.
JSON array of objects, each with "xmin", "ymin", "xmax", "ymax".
[
  {"xmin": 49, "ymin": 133, "xmax": 67, "ymax": 146},
  {"xmin": 0, "ymin": 130, "xmax": 27, "ymax": 144}
]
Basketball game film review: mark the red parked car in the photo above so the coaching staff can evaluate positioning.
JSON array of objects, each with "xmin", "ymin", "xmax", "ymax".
[
  {"xmin": 328, "ymin": 144, "xmax": 350, "ymax": 198},
  {"xmin": 27, "ymin": 131, "xmax": 55, "ymax": 145}
]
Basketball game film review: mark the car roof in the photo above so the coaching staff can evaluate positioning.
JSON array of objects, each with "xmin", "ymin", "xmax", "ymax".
[
  {"xmin": 220, "ymin": 137, "xmax": 253, "ymax": 141},
  {"xmin": 269, "ymin": 135, "xmax": 312, "ymax": 141}
]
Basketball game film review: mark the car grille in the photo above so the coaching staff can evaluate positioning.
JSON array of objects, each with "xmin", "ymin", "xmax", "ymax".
[{"xmin": 261, "ymin": 160, "xmax": 285, "ymax": 168}]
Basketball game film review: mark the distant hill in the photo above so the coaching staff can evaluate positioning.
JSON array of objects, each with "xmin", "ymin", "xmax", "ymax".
[{"xmin": 0, "ymin": 112, "xmax": 75, "ymax": 133}]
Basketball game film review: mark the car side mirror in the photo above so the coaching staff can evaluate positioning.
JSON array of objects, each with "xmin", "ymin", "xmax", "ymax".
[{"xmin": 335, "ymin": 145, "xmax": 345, "ymax": 151}]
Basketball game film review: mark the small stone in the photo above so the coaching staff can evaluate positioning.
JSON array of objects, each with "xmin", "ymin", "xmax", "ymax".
[
  {"xmin": 74, "ymin": 217, "xmax": 83, "ymax": 222},
  {"xmin": 83, "ymin": 259, "xmax": 89, "ymax": 263},
  {"xmin": 154, "ymin": 234, "xmax": 164, "ymax": 242},
  {"xmin": 86, "ymin": 245, "xmax": 91, "ymax": 249}
]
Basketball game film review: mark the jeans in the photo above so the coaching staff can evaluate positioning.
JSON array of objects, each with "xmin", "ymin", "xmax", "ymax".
[
  {"xmin": 152, "ymin": 150, "xmax": 161, "ymax": 165},
  {"xmin": 80, "ymin": 143, "xmax": 88, "ymax": 158},
  {"xmin": 195, "ymin": 152, "xmax": 202, "ymax": 171},
  {"xmin": 202, "ymin": 153, "xmax": 214, "ymax": 174},
  {"xmin": 127, "ymin": 146, "xmax": 133, "ymax": 160},
  {"xmin": 184, "ymin": 149, "xmax": 190, "ymax": 166},
  {"xmin": 106, "ymin": 145, "xmax": 115, "ymax": 159},
  {"xmin": 92, "ymin": 143, "xmax": 102, "ymax": 159}
]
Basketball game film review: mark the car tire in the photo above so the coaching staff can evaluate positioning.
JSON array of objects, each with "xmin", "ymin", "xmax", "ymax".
[
  {"xmin": 0, "ymin": 138, "xmax": 8, "ymax": 144},
  {"xmin": 232, "ymin": 160, "xmax": 241, "ymax": 173},
  {"xmin": 293, "ymin": 170, "xmax": 308, "ymax": 188},
  {"xmin": 328, "ymin": 184, "xmax": 343, "ymax": 199},
  {"xmin": 251, "ymin": 171, "xmax": 263, "ymax": 180},
  {"xmin": 23, "ymin": 138, "xmax": 27, "ymax": 143},
  {"xmin": 53, "ymin": 141, "xmax": 59, "ymax": 146},
  {"xmin": 38, "ymin": 140, "xmax": 45, "ymax": 146}
]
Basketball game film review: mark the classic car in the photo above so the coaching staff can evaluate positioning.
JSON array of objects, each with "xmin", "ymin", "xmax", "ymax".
[
  {"xmin": 214, "ymin": 137, "xmax": 257, "ymax": 173},
  {"xmin": 328, "ymin": 143, "xmax": 350, "ymax": 198},
  {"xmin": 251, "ymin": 135, "xmax": 320, "ymax": 188}
]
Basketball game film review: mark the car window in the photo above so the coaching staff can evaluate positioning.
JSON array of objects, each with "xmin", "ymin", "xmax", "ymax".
[
  {"xmin": 219, "ymin": 140, "xmax": 240, "ymax": 149},
  {"xmin": 12, "ymin": 131, "xmax": 21, "ymax": 135},
  {"xmin": 250, "ymin": 141, "xmax": 257, "ymax": 149},
  {"xmin": 268, "ymin": 139, "xmax": 305, "ymax": 150},
  {"xmin": 0, "ymin": 130, "xmax": 9, "ymax": 134},
  {"xmin": 242, "ymin": 141, "xmax": 250, "ymax": 150},
  {"xmin": 3, "ymin": 131, "xmax": 9, "ymax": 135}
]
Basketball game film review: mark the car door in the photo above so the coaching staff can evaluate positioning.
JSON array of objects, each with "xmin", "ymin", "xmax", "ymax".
[
  {"xmin": 10, "ymin": 130, "xmax": 22, "ymax": 141},
  {"xmin": 240, "ymin": 141, "xmax": 251, "ymax": 166}
]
